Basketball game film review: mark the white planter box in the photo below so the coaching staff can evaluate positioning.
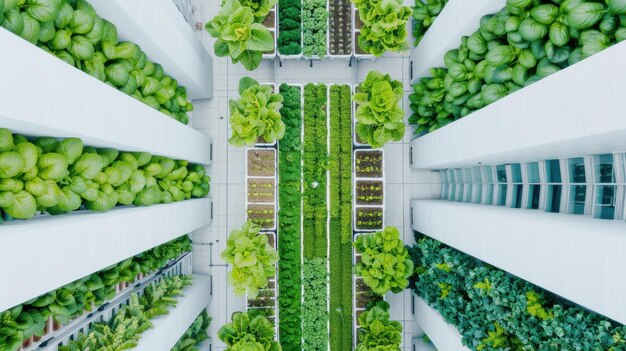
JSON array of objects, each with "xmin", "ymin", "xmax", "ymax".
[
  {"xmin": 411, "ymin": 199, "xmax": 626, "ymax": 324},
  {"xmin": 0, "ymin": 28, "xmax": 213, "ymax": 165},
  {"xmin": 409, "ymin": 0, "xmax": 506, "ymax": 83},
  {"xmin": 263, "ymin": 6, "xmax": 278, "ymax": 59},
  {"xmin": 413, "ymin": 293, "xmax": 471, "ymax": 351},
  {"xmin": 89, "ymin": 0, "xmax": 214, "ymax": 99},
  {"xmin": 410, "ymin": 41, "xmax": 626, "ymax": 170},
  {"xmin": 0, "ymin": 197, "xmax": 213, "ymax": 312}
]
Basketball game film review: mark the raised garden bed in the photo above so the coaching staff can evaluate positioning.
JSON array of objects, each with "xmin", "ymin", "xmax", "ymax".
[
  {"xmin": 355, "ymin": 180, "xmax": 383, "ymax": 206},
  {"xmin": 248, "ymin": 178, "xmax": 276, "ymax": 203},
  {"xmin": 355, "ymin": 150, "xmax": 383, "ymax": 178},
  {"xmin": 247, "ymin": 204, "xmax": 276, "ymax": 229},
  {"xmin": 355, "ymin": 207, "xmax": 383, "ymax": 231},
  {"xmin": 328, "ymin": 0, "xmax": 352, "ymax": 56},
  {"xmin": 262, "ymin": 7, "xmax": 278, "ymax": 57},
  {"xmin": 247, "ymin": 149, "xmax": 276, "ymax": 177}
]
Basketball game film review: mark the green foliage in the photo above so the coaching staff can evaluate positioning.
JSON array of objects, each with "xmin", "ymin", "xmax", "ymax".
[
  {"xmin": 413, "ymin": 0, "xmax": 448, "ymax": 46},
  {"xmin": 225, "ymin": 0, "xmax": 277, "ymax": 21},
  {"xmin": 302, "ymin": 258, "xmax": 329, "ymax": 351},
  {"xmin": 354, "ymin": 227, "xmax": 413, "ymax": 295},
  {"xmin": 409, "ymin": 0, "xmax": 626, "ymax": 135},
  {"xmin": 356, "ymin": 300, "xmax": 402, "ymax": 351},
  {"xmin": 1, "ymin": 0, "xmax": 193, "ymax": 123},
  {"xmin": 302, "ymin": 83, "xmax": 328, "ymax": 259},
  {"xmin": 351, "ymin": 0, "xmax": 413, "ymax": 56},
  {"xmin": 410, "ymin": 235, "xmax": 626, "ymax": 350},
  {"xmin": 354, "ymin": 71, "xmax": 405, "ymax": 148},
  {"xmin": 171, "ymin": 310, "xmax": 211, "ymax": 351},
  {"xmin": 0, "ymin": 129, "xmax": 209, "ymax": 221},
  {"xmin": 218, "ymin": 311, "xmax": 282, "ymax": 351},
  {"xmin": 277, "ymin": 0, "xmax": 302, "ymax": 55},
  {"xmin": 0, "ymin": 235, "xmax": 192, "ymax": 350},
  {"xmin": 277, "ymin": 84, "xmax": 302, "ymax": 351},
  {"xmin": 206, "ymin": 0, "xmax": 275, "ymax": 71},
  {"xmin": 302, "ymin": 0, "xmax": 327, "ymax": 57},
  {"xmin": 229, "ymin": 77, "xmax": 285, "ymax": 146},
  {"xmin": 58, "ymin": 274, "xmax": 193, "ymax": 351},
  {"xmin": 328, "ymin": 84, "xmax": 353, "ymax": 351},
  {"xmin": 221, "ymin": 220, "xmax": 279, "ymax": 299}
]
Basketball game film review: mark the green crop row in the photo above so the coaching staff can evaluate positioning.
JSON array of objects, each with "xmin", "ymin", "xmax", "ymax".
[
  {"xmin": 410, "ymin": 235, "xmax": 626, "ymax": 350},
  {"xmin": 277, "ymin": 84, "xmax": 303, "ymax": 351},
  {"xmin": 302, "ymin": 258, "xmax": 329, "ymax": 351},
  {"xmin": 302, "ymin": 0, "xmax": 328, "ymax": 57},
  {"xmin": 278, "ymin": 0, "xmax": 303, "ymax": 55},
  {"xmin": 302, "ymin": 83, "xmax": 328, "ymax": 260},
  {"xmin": 329, "ymin": 84, "xmax": 353, "ymax": 351}
]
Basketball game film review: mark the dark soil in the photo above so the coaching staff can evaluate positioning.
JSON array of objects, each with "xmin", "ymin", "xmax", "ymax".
[
  {"xmin": 355, "ymin": 31, "xmax": 367, "ymax": 55},
  {"xmin": 248, "ymin": 149, "xmax": 276, "ymax": 176},
  {"xmin": 355, "ymin": 150, "xmax": 383, "ymax": 178},
  {"xmin": 248, "ymin": 178, "xmax": 276, "ymax": 203},
  {"xmin": 247, "ymin": 204, "xmax": 276, "ymax": 229},
  {"xmin": 356, "ymin": 180, "xmax": 383, "ymax": 205},
  {"xmin": 263, "ymin": 10, "xmax": 276, "ymax": 28},
  {"xmin": 329, "ymin": 0, "xmax": 352, "ymax": 55},
  {"xmin": 354, "ymin": 10, "xmax": 363, "ymax": 29},
  {"xmin": 355, "ymin": 207, "xmax": 383, "ymax": 230}
]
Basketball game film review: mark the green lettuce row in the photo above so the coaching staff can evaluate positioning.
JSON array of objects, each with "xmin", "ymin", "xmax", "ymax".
[
  {"xmin": 351, "ymin": 0, "xmax": 413, "ymax": 56},
  {"xmin": 0, "ymin": 128, "xmax": 210, "ymax": 222},
  {"xmin": 170, "ymin": 309, "xmax": 211, "ymax": 351},
  {"xmin": 413, "ymin": 0, "xmax": 449, "ymax": 46},
  {"xmin": 206, "ymin": 0, "xmax": 276, "ymax": 71},
  {"xmin": 218, "ymin": 311, "xmax": 281, "ymax": 351},
  {"xmin": 354, "ymin": 227, "xmax": 413, "ymax": 296},
  {"xmin": 58, "ymin": 274, "xmax": 193, "ymax": 351},
  {"xmin": 0, "ymin": 0, "xmax": 194, "ymax": 124},
  {"xmin": 302, "ymin": 83, "xmax": 328, "ymax": 260},
  {"xmin": 0, "ymin": 235, "xmax": 192, "ymax": 351},
  {"xmin": 277, "ymin": 84, "xmax": 303, "ymax": 351},
  {"xmin": 277, "ymin": 0, "xmax": 302, "ymax": 55},
  {"xmin": 356, "ymin": 300, "xmax": 402, "ymax": 350},
  {"xmin": 230, "ymin": 0, "xmax": 276, "ymax": 20},
  {"xmin": 354, "ymin": 71, "xmax": 406, "ymax": 148},
  {"xmin": 328, "ymin": 84, "xmax": 353, "ymax": 351},
  {"xmin": 302, "ymin": 0, "xmax": 328, "ymax": 57},
  {"xmin": 302, "ymin": 258, "xmax": 329, "ymax": 350},
  {"xmin": 229, "ymin": 77, "xmax": 285, "ymax": 146},
  {"xmin": 409, "ymin": 0, "xmax": 626, "ymax": 135},
  {"xmin": 410, "ymin": 235, "xmax": 626, "ymax": 350}
]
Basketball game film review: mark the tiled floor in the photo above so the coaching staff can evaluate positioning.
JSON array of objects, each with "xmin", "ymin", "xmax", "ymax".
[{"xmin": 187, "ymin": 1, "xmax": 441, "ymax": 349}]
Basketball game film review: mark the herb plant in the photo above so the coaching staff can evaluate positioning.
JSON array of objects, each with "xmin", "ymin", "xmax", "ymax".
[
  {"xmin": 412, "ymin": 0, "xmax": 448, "ymax": 46},
  {"xmin": 277, "ymin": 0, "xmax": 302, "ymax": 55},
  {"xmin": 171, "ymin": 310, "xmax": 211, "ymax": 351},
  {"xmin": 302, "ymin": 0, "xmax": 328, "ymax": 57}
]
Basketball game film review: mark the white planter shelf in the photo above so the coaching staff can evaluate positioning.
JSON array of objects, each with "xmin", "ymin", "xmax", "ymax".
[
  {"xmin": 410, "ymin": 199, "xmax": 626, "ymax": 324},
  {"xmin": 0, "ymin": 28, "xmax": 213, "ymax": 166},
  {"xmin": 410, "ymin": 41, "xmax": 626, "ymax": 170},
  {"xmin": 409, "ymin": 0, "xmax": 506, "ymax": 82},
  {"xmin": 135, "ymin": 274, "xmax": 211, "ymax": 351},
  {"xmin": 0, "ymin": 197, "xmax": 213, "ymax": 312},
  {"xmin": 90, "ymin": 0, "xmax": 214, "ymax": 99},
  {"xmin": 413, "ymin": 293, "xmax": 470, "ymax": 351}
]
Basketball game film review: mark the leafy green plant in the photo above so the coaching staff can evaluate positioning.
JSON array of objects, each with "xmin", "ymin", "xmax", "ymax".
[
  {"xmin": 1, "ymin": 0, "xmax": 193, "ymax": 123},
  {"xmin": 410, "ymin": 235, "xmax": 626, "ymax": 350},
  {"xmin": 409, "ymin": 0, "xmax": 626, "ymax": 134},
  {"xmin": 206, "ymin": 0, "xmax": 275, "ymax": 71},
  {"xmin": 356, "ymin": 300, "xmax": 402, "ymax": 351},
  {"xmin": 277, "ymin": 84, "xmax": 303, "ymax": 351},
  {"xmin": 171, "ymin": 310, "xmax": 211, "ymax": 351},
  {"xmin": 0, "ymin": 129, "xmax": 209, "ymax": 222},
  {"xmin": 354, "ymin": 227, "xmax": 414, "ymax": 295},
  {"xmin": 352, "ymin": 0, "xmax": 413, "ymax": 56},
  {"xmin": 328, "ymin": 84, "xmax": 353, "ymax": 351},
  {"xmin": 58, "ymin": 275, "xmax": 192, "ymax": 351},
  {"xmin": 221, "ymin": 220, "xmax": 279, "ymax": 299},
  {"xmin": 218, "ymin": 311, "xmax": 281, "ymax": 351},
  {"xmin": 302, "ymin": 0, "xmax": 327, "ymax": 57},
  {"xmin": 302, "ymin": 258, "xmax": 329, "ymax": 351},
  {"xmin": 227, "ymin": 0, "xmax": 277, "ymax": 20},
  {"xmin": 229, "ymin": 77, "xmax": 285, "ymax": 146},
  {"xmin": 277, "ymin": 0, "xmax": 302, "ymax": 55},
  {"xmin": 413, "ymin": 0, "xmax": 448, "ymax": 46},
  {"xmin": 354, "ymin": 71, "xmax": 405, "ymax": 148}
]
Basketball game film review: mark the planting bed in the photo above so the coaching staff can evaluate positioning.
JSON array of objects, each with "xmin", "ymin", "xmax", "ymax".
[
  {"xmin": 328, "ymin": 0, "xmax": 352, "ymax": 56},
  {"xmin": 355, "ymin": 207, "xmax": 383, "ymax": 231},
  {"xmin": 355, "ymin": 180, "xmax": 384, "ymax": 206},
  {"xmin": 247, "ymin": 232, "xmax": 278, "ymax": 329},
  {"xmin": 355, "ymin": 150, "xmax": 383, "ymax": 178},
  {"xmin": 247, "ymin": 204, "xmax": 276, "ymax": 229},
  {"xmin": 247, "ymin": 149, "xmax": 277, "ymax": 177},
  {"xmin": 277, "ymin": 0, "xmax": 303, "ymax": 56},
  {"xmin": 247, "ymin": 178, "xmax": 276, "ymax": 203}
]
